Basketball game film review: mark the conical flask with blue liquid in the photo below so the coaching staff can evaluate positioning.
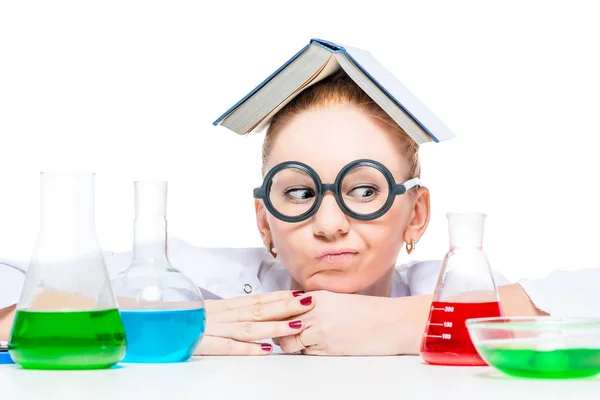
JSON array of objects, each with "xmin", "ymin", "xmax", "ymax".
[{"xmin": 111, "ymin": 181, "xmax": 205, "ymax": 363}]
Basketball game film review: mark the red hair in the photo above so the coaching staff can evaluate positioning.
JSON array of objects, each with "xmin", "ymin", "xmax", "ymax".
[{"xmin": 262, "ymin": 72, "xmax": 421, "ymax": 179}]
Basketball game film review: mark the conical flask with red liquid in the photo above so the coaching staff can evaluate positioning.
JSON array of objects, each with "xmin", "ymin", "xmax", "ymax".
[{"xmin": 421, "ymin": 212, "xmax": 503, "ymax": 366}]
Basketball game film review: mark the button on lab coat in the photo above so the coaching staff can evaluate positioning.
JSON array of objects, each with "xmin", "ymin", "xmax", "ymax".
[{"xmin": 1, "ymin": 238, "xmax": 598, "ymax": 318}]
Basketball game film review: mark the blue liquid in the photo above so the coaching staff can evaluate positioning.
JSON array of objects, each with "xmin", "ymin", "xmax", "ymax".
[
  {"xmin": 0, "ymin": 351, "xmax": 14, "ymax": 364},
  {"xmin": 119, "ymin": 308, "xmax": 205, "ymax": 363}
]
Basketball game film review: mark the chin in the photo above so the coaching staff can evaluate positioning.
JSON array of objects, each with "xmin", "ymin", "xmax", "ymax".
[{"xmin": 301, "ymin": 272, "xmax": 364, "ymax": 294}]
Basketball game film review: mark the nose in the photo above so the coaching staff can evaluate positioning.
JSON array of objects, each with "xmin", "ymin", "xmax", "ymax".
[{"xmin": 312, "ymin": 193, "xmax": 350, "ymax": 238}]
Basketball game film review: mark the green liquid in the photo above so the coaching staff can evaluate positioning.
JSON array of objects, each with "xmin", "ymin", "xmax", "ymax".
[
  {"xmin": 8, "ymin": 309, "xmax": 126, "ymax": 370},
  {"xmin": 479, "ymin": 346, "xmax": 600, "ymax": 379}
]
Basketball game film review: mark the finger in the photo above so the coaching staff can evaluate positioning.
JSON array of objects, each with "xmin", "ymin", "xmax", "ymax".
[
  {"xmin": 298, "ymin": 347, "xmax": 327, "ymax": 356},
  {"xmin": 205, "ymin": 290, "xmax": 305, "ymax": 312},
  {"xmin": 194, "ymin": 335, "xmax": 273, "ymax": 356},
  {"xmin": 206, "ymin": 319, "xmax": 305, "ymax": 341},
  {"xmin": 278, "ymin": 335, "xmax": 302, "ymax": 354},
  {"xmin": 212, "ymin": 295, "xmax": 315, "ymax": 323},
  {"xmin": 278, "ymin": 330, "xmax": 317, "ymax": 354}
]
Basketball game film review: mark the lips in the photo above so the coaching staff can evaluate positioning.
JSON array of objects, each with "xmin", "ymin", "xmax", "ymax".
[{"xmin": 316, "ymin": 249, "xmax": 358, "ymax": 265}]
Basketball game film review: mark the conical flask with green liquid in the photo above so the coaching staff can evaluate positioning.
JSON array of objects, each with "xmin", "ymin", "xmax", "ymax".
[{"xmin": 8, "ymin": 172, "xmax": 126, "ymax": 370}]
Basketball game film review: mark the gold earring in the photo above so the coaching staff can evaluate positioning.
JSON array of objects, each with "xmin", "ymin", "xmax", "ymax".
[
  {"xmin": 406, "ymin": 239, "xmax": 416, "ymax": 254},
  {"xmin": 268, "ymin": 243, "xmax": 278, "ymax": 259}
]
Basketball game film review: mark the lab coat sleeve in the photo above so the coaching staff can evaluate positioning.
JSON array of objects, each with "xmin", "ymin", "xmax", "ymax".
[
  {"xmin": 103, "ymin": 248, "xmax": 224, "ymax": 300},
  {"xmin": 0, "ymin": 244, "xmax": 232, "ymax": 309},
  {"xmin": 0, "ymin": 239, "xmax": 264, "ymax": 309},
  {"xmin": 404, "ymin": 260, "xmax": 512, "ymax": 296},
  {"xmin": 103, "ymin": 239, "xmax": 266, "ymax": 300},
  {"xmin": 0, "ymin": 259, "xmax": 27, "ymax": 309},
  {"xmin": 517, "ymin": 267, "xmax": 600, "ymax": 317},
  {"xmin": 0, "ymin": 252, "xmax": 119, "ymax": 309}
]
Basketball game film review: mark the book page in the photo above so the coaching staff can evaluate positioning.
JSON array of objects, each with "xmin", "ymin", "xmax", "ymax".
[
  {"xmin": 251, "ymin": 55, "xmax": 341, "ymax": 133},
  {"xmin": 222, "ymin": 43, "xmax": 332, "ymax": 134}
]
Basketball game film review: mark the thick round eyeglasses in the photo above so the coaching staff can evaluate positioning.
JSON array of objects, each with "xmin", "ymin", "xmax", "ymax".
[{"xmin": 253, "ymin": 159, "xmax": 421, "ymax": 223}]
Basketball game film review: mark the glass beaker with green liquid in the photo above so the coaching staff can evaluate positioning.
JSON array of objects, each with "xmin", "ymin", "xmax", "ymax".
[{"xmin": 8, "ymin": 172, "xmax": 126, "ymax": 370}]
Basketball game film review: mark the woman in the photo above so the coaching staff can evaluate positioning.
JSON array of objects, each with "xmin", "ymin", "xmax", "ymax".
[
  {"xmin": 1, "ymin": 73, "xmax": 599, "ymax": 357},
  {"xmin": 194, "ymin": 67, "xmax": 599, "ymax": 355}
]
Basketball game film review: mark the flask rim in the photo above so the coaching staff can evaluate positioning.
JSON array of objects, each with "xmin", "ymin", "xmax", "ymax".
[
  {"xmin": 40, "ymin": 171, "xmax": 96, "ymax": 177},
  {"xmin": 446, "ymin": 212, "xmax": 487, "ymax": 218}
]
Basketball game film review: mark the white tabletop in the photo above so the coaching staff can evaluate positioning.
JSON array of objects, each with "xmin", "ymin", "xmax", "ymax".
[{"xmin": 1, "ymin": 355, "xmax": 599, "ymax": 400}]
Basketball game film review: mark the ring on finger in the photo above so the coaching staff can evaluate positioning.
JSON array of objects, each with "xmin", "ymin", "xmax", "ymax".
[{"xmin": 295, "ymin": 333, "xmax": 307, "ymax": 350}]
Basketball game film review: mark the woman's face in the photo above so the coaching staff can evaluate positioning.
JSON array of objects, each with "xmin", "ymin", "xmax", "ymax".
[{"xmin": 256, "ymin": 104, "xmax": 430, "ymax": 294}]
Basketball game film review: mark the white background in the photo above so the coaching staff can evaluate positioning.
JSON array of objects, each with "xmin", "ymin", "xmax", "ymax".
[{"xmin": 0, "ymin": 0, "xmax": 598, "ymax": 281}]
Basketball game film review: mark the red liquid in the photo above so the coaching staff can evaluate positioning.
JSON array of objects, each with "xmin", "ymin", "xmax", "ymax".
[{"xmin": 420, "ymin": 301, "xmax": 502, "ymax": 366}]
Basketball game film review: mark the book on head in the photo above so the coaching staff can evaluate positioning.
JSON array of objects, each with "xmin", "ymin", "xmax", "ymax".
[{"xmin": 213, "ymin": 38, "xmax": 455, "ymax": 144}]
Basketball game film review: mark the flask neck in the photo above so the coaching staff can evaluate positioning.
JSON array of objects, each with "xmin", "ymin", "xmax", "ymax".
[
  {"xmin": 447, "ymin": 213, "xmax": 485, "ymax": 250},
  {"xmin": 39, "ymin": 172, "xmax": 96, "ymax": 236},
  {"xmin": 450, "ymin": 243, "xmax": 483, "ymax": 251},
  {"xmin": 131, "ymin": 181, "xmax": 169, "ymax": 265},
  {"xmin": 131, "ymin": 217, "xmax": 168, "ymax": 264}
]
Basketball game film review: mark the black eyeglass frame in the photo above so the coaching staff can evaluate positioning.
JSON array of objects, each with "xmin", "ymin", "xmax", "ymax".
[{"xmin": 253, "ymin": 159, "xmax": 421, "ymax": 223}]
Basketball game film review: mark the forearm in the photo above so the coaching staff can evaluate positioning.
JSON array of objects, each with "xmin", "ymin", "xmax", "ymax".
[
  {"xmin": 498, "ymin": 283, "xmax": 548, "ymax": 317},
  {"xmin": 0, "ymin": 305, "xmax": 16, "ymax": 341},
  {"xmin": 392, "ymin": 294, "xmax": 432, "ymax": 355},
  {"xmin": 392, "ymin": 284, "xmax": 547, "ymax": 355}
]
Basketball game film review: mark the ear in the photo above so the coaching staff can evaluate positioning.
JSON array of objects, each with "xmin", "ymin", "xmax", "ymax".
[
  {"xmin": 255, "ymin": 199, "xmax": 272, "ymax": 247},
  {"xmin": 403, "ymin": 186, "xmax": 430, "ymax": 245}
]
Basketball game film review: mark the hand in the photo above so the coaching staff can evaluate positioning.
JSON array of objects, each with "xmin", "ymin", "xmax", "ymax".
[
  {"xmin": 277, "ymin": 291, "xmax": 429, "ymax": 356},
  {"xmin": 194, "ymin": 291, "xmax": 315, "ymax": 356}
]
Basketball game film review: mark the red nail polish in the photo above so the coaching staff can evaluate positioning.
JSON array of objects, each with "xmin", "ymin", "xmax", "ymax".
[
  {"xmin": 261, "ymin": 343, "xmax": 272, "ymax": 352},
  {"xmin": 289, "ymin": 320, "xmax": 302, "ymax": 329},
  {"xmin": 300, "ymin": 296, "xmax": 312, "ymax": 306},
  {"xmin": 292, "ymin": 290, "xmax": 305, "ymax": 297}
]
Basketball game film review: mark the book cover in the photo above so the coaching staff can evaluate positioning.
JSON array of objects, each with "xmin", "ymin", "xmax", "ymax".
[{"xmin": 214, "ymin": 38, "xmax": 455, "ymax": 144}]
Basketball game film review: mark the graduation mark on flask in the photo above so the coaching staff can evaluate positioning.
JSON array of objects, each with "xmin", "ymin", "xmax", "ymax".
[
  {"xmin": 421, "ymin": 301, "xmax": 502, "ymax": 366},
  {"xmin": 430, "ymin": 305, "xmax": 455, "ymax": 312},
  {"xmin": 424, "ymin": 304, "xmax": 454, "ymax": 339},
  {"xmin": 424, "ymin": 333, "xmax": 452, "ymax": 339}
]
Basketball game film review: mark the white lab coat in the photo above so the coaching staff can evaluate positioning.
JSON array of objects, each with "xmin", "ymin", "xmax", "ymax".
[{"xmin": 1, "ymin": 237, "xmax": 599, "ymax": 317}]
